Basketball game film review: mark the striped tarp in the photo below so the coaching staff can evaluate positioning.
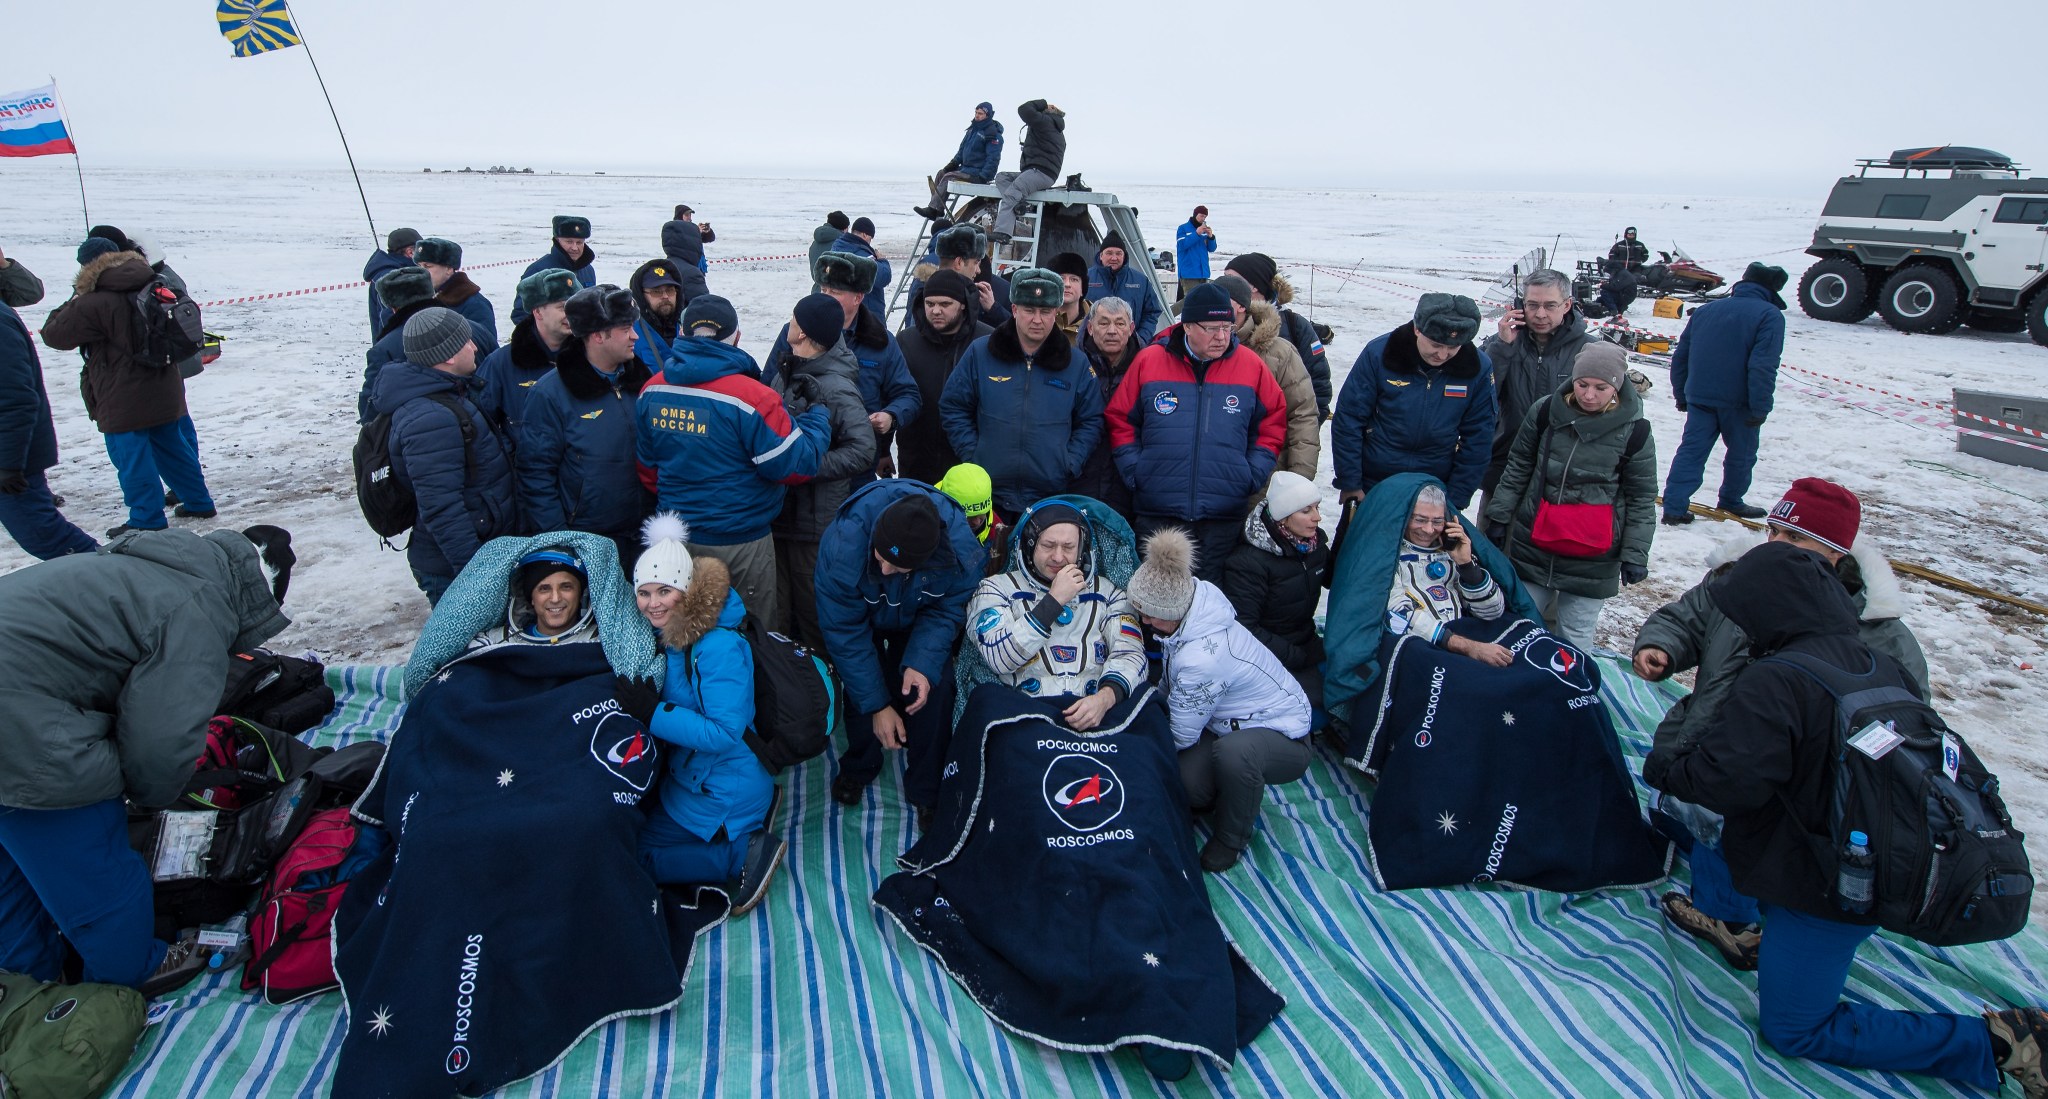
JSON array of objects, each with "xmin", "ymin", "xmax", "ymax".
[{"xmin": 109, "ymin": 661, "xmax": 2048, "ymax": 1097}]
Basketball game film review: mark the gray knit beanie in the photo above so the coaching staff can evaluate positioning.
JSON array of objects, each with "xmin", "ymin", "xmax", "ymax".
[
  {"xmin": 402, "ymin": 307, "xmax": 473, "ymax": 367},
  {"xmin": 1126, "ymin": 527, "xmax": 1199, "ymax": 621},
  {"xmin": 1570, "ymin": 341, "xmax": 1629, "ymax": 391}
]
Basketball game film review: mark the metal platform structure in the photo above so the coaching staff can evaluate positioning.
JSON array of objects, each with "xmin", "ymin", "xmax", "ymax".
[{"xmin": 885, "ymin": 175, "xmax": 1169, "ymax": 330}]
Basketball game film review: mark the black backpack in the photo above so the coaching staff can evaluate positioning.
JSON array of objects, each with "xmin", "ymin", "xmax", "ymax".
[
  {"xmin": 732, "ymin": 614, "xmax": 839, "ymax": 773},
  {"xmin": 353, "ymin": 391, "xmax": 476, "ymax": 540},
  {"xmin": 1765, "ymin": 647, "xmax": 2032, "ymax": 946},
  {"xmin": 219, "ymin": 649, "xmax": 336, "ymax": 734},
  {"xmin": 130, "ymin": 276, "xmax": 205, "ymax": 369}
]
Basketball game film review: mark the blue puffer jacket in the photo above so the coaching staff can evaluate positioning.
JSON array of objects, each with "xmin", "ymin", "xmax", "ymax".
[
  {"xmin": 649, "ymin": 571, "xmax": 773, "ymax": 842},
  {"xmin": 764, "ymin": 309, "xmax": 920, "ymax": 430},
  {"xmin": 359, "ymin": 302, "xmax": 497, "ymax": 423},
  {"xmin": 515, "ymin": 339, "xmax": 652, "ymax": 540},
  {"xmin": 474, "ymin": 315, "xmax": 563, "ymax": 444},
  {"xmin": 939, "ymin": 322, "xmax": 1102, "ymax": 513},
  {"xmin": 814, "ymin": 479, "xmax": 983, "ymax": 716},
  {"xmin": 657, "ymin": 222, "xmax": 713, "ymax": 304},
  {"xmin": 362, "ymin": 249, "xmax": 410, "ymax": 337},
  {"xmin": 829, "ymin": 232, "xmax": 896, "ymax": 320},
  {"xmin": 1670, "ymin": 280, "xmax": 1785, "ymax": 417},
  {"xmin": 1085, "ymin": 255, "xmax": 1163, "ymax": 337},
  {"xmin": 511, "ymin": 242, "xmax": 598, "ymax": 324},
  {"xmin": 1105, "ymin": 326, "xmax": 1288, "ymax": 521},
  {"xmin": 1175, "ymin": 221, "xmax": 1217, "ymax": 281},
  {"xmin": 0, "ymin": 302, "xmax": 58, "ymax": 474},
  {"xmin": 1331, "ymin": 324, "xmax": 1497, "ymax": 509},
  {"xmin": 371, "ymin": 362, "xmax": 518, "ymax": 581},
  {"xmin": 636, "ymin": 336, "xmax": 830, "ymax": 546},
  {"xmin": 950, "ymin": 116, "xmax": 1004, "ymax": 182}
]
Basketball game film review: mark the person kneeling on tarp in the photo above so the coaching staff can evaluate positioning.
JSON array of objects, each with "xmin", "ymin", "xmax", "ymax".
[
  {"xmin": 966, "ymin": 500, "xmax": 1146, "ymax": 729},
  {"xmin": 1646, "ymin": 542, "xmax": 2048, "ymax": 1098},
  {"xmin": 615, "ymin": 514, "xmax": 786, "ymax": 915},
  {"xmin": 1125, "ymin": 527, "xmax": 1312, "ymax": 873},
  {"xmin": 0, "ymin": 526, "xmax": 294, "ymax": 1000}
]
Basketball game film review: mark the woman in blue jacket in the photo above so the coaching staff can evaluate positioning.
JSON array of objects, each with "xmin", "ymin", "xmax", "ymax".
[{"xmin": 623, "ymin": 513, "xmax": 785, "ymax": 914}]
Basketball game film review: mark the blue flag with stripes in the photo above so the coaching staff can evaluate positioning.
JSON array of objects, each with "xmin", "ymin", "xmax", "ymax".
[{"xmin": 216, "ymin": 0, "xmax": 302, "ymax": 57}]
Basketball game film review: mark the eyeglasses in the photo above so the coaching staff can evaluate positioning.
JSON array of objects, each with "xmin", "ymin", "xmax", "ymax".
[
  {"xmin": 1409, "ymin": 515, "xmax": 1447, "ymax": 528},
  {"xmin": 1189, "ymin": 322, "xmax": 1233, "ymax": 336},
  {"xmin": 1522, "ymin": 299, "xmax": 1568, "ymax": 312}
]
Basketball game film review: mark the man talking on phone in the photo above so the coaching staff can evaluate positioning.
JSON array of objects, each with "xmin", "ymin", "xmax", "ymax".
[{"xmin": 1479, "ymin": 268, "xmax": 1592, "ymax": 500}]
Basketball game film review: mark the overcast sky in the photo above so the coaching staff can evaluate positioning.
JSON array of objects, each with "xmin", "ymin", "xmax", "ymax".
[{"xmin": 6, "ymin": 0, "xmax": 2045, "ymax": 197}]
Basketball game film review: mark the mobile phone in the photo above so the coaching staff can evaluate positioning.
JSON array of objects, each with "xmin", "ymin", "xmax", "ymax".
[{"xmin": 1511, "ymin": 264, "xmax": 1524, "ymax": 312}]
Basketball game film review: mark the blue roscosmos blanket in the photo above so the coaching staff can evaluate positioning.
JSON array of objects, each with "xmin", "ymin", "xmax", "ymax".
[
  {"xmin": 332, "ymin": 642, "xmax": 726, "ymax": 1099},
  {"xmin": 875, "ymin": 683, "xmax": 1284, "ymax": 1066},
  {"xmin": 1346, "ymin": 618, "xmax": 1673, "ymax": 893}
]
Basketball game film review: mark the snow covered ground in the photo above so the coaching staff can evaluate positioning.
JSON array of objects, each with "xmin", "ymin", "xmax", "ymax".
[{"xmin": 7, "ymin": 163, "xmax": 2046, "ymax": 899}]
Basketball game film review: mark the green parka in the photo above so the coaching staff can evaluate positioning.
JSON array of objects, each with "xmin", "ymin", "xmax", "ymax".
[
  {"xmin": 1482, "ymin": 379, "xmax": 1657, "ymax": 598},
  {"xmin": 0, "ymin": 529, "xmax": 289, "ymax": 811}
]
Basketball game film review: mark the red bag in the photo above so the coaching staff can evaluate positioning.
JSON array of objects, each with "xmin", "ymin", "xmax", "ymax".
[
  {"xmin": 1529, "ymin": 500, "xmax": 1616, "ymax": 558},
  {"xmin": 242, "ymin": 808, "xmax": 368, "ymax": 1004}
]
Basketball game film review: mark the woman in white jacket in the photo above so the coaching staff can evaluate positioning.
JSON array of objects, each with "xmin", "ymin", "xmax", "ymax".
[
  {"xmin": 1126, "ymin": 527, "xmax": 1312, "ymax": 873},
  {"xmin": 966, "ymin": 501, "xmax": 1148, "ymax": 729}
]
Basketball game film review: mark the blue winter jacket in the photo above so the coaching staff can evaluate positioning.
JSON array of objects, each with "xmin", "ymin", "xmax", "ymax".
[
  {"xmin": 636, "ymin": 336, "xmax": 831, "ymax": 546},
  {"xmin": 829, "ymin": 232, "xmax": 896, "ymax": 321},
  {"xmin": 1175, "ymin": 221, "xmax": 1217, "ymax": 281},
  {"xmin": 371, "ymin": 362, "xmax": 518, "ymax": 581},
  {"xmin": 650, "ymin": 584, "xmax": 773, "ymax": 842},
  {"xmin": 950, "ymin": 116, "xmax": 1004, "ymax": 182},
  {"xmin": 362, "ymin": 249, "xmax": 410, "ymax": 337},
  {"xmin": 1105, "ymin": 327, "xmax": 1289, "ymax": 522},
  {"xmin": 814, "ymin": 479, "xmax": 983, "ymax": 716},
  {"xmin": 0, "ymin": 302, "xmax": 58, "ymax": 474},
  {"xmin": 1085, "ymin": 254, "xmax": 1163, "ymax": 337},
  {"xmin": 435, "ymin": 275, "xmax": 500, "ymax": 357},
  {"xmin": 515, "ymin": 340, "xmax": 652, "ymax": 540},
  {"xmin": 474, "ymin": 315, "xmax": 563, "ymax": 444},
  {"xmin": 1670, "ymin": 280, "xmax": 1785, "ymax": 417},
  {"xmin": 658, "ymin": 222, "xmax": 713, "ymax": 304},
  {"xmin": 511, "ymin": 242, "xmax": 598, "ymax": 325},
  {"xmin": 359, "ymin": 303, "xmax": 497, "ymax": 423},
  {"xmin": 764, "ymin": 310, "xmax": 921, "ymax": 430},
  {"xmin": 939, "ymin": 322, "xmax": 1102, "ymax": 514},
  {"xmin": 1331, "ymin": 323, "xmax": 1497, "ymax": 510}
]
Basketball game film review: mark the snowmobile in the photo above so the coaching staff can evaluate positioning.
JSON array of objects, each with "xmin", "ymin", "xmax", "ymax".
[{"xmin": 1631, "ymin": 245, "xmax": 1725, "ymax": 298}]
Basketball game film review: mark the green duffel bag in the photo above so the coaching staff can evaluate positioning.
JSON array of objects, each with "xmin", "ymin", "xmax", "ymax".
[{"xmin": 0, "ymin": 972, "xmax": 146, "ymax": 1099}]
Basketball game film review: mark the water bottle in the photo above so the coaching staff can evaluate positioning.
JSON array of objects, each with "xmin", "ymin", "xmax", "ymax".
[{"xmin": 1837, "ymin": 831, "xmax": 1876, "ymax": 914}]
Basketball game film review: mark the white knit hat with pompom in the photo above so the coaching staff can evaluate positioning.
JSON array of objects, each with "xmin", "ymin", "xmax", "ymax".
[{"xmin": 634, "ymin": 512, "xmax": 695, "ymax": 591}]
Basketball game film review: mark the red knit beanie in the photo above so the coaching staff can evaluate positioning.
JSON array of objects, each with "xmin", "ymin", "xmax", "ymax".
[{"xmin": 1768, "ymin": 478, "xmax": 1860, "ymax": 553}]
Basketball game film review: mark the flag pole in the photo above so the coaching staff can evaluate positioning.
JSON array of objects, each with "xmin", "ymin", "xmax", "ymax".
[
  {"xmin": 286, "ymin": 6, "xmax": 378, "ymax": 251},
  {"xmin": 49, "ymin": 76, "xmax": 90, "ymax": 234}
]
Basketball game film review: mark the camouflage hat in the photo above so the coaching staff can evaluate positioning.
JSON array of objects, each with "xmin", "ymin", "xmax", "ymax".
[{"xmin": 1009, "ymin": 267, "xmax": 1064, "ymax": 309}]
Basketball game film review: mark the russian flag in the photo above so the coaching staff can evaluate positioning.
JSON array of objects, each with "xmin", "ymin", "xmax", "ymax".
[{"xmin": 0, "ymin": 84, "xmax": 78, "ymax": 158}]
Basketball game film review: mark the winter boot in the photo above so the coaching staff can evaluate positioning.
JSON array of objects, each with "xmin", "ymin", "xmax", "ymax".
[
  {"xmin": 1199, "ymin": 836, "xmax": 1241, "ymax": 874},
  {"xmin": 1660, "ymin": 891, "xmax": 1760, "ymax": 970},
  {"xmin": 173, "ymin": 504, "xmax": 217, "ymax": 519},
  {"xmin": 1986, "ymin": 1007, "xmax": 2048, "ymax": 1099},
  {"xmin": 830, "ymin": 772, "xmax": 868, "ymax": 807},
  {"xmin": 1660, "ymin": 511, "xmax": 1694, "ymax": 526},
  {"xmin": 729, "ymin": 832, "xmax": 787, "ymax": 916},
  {"xmin": 1139, "ymin": 1044, "xmax": 1194, "ymax": 1081},
  {"xmin": 1719, "ymin": 502, "xmax": 1767, "ymax": 519},
  {"xmin": 913, "ymin": 205, "xmax": 942, "ymax": 221},
  {"xmin": 141, "ymin": 930, "xmax": 209, "ymax": 998},
  {"xmin": 105, "ymin": 523, "xmax": 166, "ymax": 538}
]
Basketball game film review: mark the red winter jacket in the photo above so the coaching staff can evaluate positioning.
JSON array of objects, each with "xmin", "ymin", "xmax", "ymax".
[{"xmin": 1106, "ymin": 325, "xmax": 1285, "ymax": 521}]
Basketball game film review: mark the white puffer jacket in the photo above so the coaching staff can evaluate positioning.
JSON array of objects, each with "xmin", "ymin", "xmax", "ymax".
[{"xmin": 1160, "ymin": 582, "xmax": 1313, "ymax": 749}]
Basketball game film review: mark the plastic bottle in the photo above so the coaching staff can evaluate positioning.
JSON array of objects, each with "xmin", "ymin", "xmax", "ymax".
[
  {"xmin": 198, "ymin": 911, "xmax": 252, "ymax": 971},
  {"xmin": 1837, "ymin": 831, "xmax": 1876, "ymax": 914}
]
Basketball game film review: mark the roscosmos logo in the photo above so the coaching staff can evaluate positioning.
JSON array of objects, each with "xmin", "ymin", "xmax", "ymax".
[{"xmin": 446, "ymin": 933, "xmax": 482, "ymax": 1075}]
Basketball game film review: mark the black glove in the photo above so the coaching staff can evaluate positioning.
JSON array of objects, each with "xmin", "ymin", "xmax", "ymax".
[
  {"xmin": 1484, "ymin": 521, "xmax": 1508, "ymax": 545},
  {"xmin": 1619, "ymin": 562, "xmax": 1648, "ymax": 586},
  {"xmin": 1745, "ymin": 415, "xmax": 1767, "ymax": 428},
  {"xmin": 1674, "ymin": 401, "xmax": 1688, "ymax": 413},
  {"xmin": 0, "ymin": 468, "xmax": 25, "ymax": 495},
  {"xmin": 613, "ymin": 675, "xmax": 660, "ymax": 728}
]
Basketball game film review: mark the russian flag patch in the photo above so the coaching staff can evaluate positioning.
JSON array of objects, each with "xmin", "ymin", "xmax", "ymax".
[{"xmin": 1445, "ymin": 384, "xmax": 1469, "ymax": 399}]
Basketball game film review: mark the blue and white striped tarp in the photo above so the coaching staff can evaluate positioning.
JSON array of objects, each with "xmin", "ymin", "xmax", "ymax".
[{"xmin": 108, "ymin": 660, "xmax": 2048, "ymax": 1097}]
